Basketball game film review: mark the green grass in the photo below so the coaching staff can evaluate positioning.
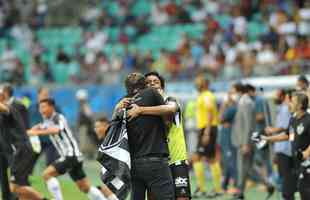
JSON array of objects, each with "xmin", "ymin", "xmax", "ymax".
[
  {"xmin": 1, "ymin": 159, "xmax": 300, "ymax": 200},
  {"xmin": 31, "ymin": 176, "xmax": 88, "ymax": 200},
  {"xmin": 29, "ymin": 175, "xmax": 287, "ymax": 200}
]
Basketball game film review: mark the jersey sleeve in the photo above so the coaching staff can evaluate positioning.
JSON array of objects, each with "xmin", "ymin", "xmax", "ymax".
[{"xmin": 112, "ymin": 96, "xmax": 127, "ymax": 120}]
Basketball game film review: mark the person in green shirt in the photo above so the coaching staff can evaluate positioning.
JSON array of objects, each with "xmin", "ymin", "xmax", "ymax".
[{"xmin": 127, "ymin": 71, "xmax": 191, "ymax": 200}]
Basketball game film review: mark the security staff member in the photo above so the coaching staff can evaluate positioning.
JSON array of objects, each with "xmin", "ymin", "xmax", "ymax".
[{"xmin": 264, "ymin": 92, "xmax": 310, "ymax": 200}]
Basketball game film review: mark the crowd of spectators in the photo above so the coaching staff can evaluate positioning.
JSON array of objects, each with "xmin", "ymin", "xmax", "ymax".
[{"xmin": 0, "ymin": 0, "xmax": 309, "ymax": 86}]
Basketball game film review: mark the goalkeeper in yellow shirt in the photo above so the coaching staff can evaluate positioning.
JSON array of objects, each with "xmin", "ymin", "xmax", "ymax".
[{"xmin": 127, "ymin": 71, "xmax": 191, "ymax": 200}]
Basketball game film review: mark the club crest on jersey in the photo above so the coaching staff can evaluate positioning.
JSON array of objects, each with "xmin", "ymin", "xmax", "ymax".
[{"xmin": 297, "ymin": 124, "xmax": 304, "ymax": 135}]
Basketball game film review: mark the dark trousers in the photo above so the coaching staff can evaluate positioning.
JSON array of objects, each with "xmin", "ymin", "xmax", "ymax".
[
  {"xmin": 277, "ymin": 153, "xmax": 297, "ymax": 200},
  {"xmin": 254, "ymin": 146, "xmax": 273, "ymax": 177},
  {"xmin": 0, "ymin": 153, "xmax": 12, "ymax": 200},
  {"xmin": 131, "ymin": 157, "xmax": 175, "ymax": 200},
  {"xmin": 299, "ymin": 173, "xmax": 310, "ymax": 200},
  {"xmin": 220, "ymin": 127, "xmax": 237, "ymax": 189},
  {"xmin": 222, "ymin": 146, "xmax": 237, "ymax": 189}
]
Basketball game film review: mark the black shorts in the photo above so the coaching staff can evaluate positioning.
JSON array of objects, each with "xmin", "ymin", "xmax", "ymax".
[
  {"xmin": 52, "ymin": 156, "xmax": 86, "ymax": 181},
  {"xmin": 170, "ymin": 161, "xmax": 191, "ymax": 199},
  {"xmin": 10, "ymin": 143, "xmax": 37, "ymax": 186},
  {"xmin": 197, "ymin": 127, "xmax": 217, "ymax": 158}
]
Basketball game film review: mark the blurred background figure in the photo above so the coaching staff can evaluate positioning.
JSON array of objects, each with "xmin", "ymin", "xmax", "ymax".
[
  {"xmin": 246, "ymin": 85, "xmax": 274, "ymax": 188},
  {"xmin": 218, "ymin": 83, "xmax": 238, "ymax": 194},
  {"xmin": 192, "ymin": 73, "xmax": 222, "ymax": 198},
  {"xmin": 76, "ymin": 89, "xmax": 97, "ymax": 159},
  {"xmin": 296, "ymin": 75, "xmax": 309, "ymax": 92},
  {"xmin": 184, "ymin": 99, "xmax": 198, "ymax": 158},
  {"xmin": 231, "ymin": 84, "xmax": 274, "ymax": 200},
  {"xmin": 94, "ymin": 116, "xmax": 110, "ymax": 145},
  {"xmin": 265, "ymin": 89, "xmax": 297, "ymax": 200}
]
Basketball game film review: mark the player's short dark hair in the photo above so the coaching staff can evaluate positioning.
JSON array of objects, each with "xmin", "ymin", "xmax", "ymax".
[
  {"xmin": 3, "ymin": 83, "xmax": 13, "ymax": 97},
  {"xmin": 244, "ymin": 84, "xmax": 255, "ymax": 92},
  {"xmin": 39, "ymin": 98, "xmax": 55, "ymax": 107},
  {"xmin": 232, "ymin": 83, "xmax": 244, "ymax": 93},
  {"xmin": 298, "ymin": 75, "xmax": 309, "ymax": 87},
  {"xmin": 125, "ymin": 72, "xmax": 146, "ymax": 96},
  {"xmin": 293, "ymin": 92, "xmax": 308, "ymax": 111},
  {"xmin": 145, "ymin": 71, "xmax": 165, "ymax": 89}
]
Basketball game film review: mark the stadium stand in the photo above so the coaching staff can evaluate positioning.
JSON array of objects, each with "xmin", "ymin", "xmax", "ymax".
[{"xmin": 0, "ymin": 0, "xmax": 308, "ymax": 85}]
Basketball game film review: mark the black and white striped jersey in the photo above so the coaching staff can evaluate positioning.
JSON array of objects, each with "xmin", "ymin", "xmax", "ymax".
[{"xmin": 41, "ymin": 112, "xmax": 82, "ymax": 158}]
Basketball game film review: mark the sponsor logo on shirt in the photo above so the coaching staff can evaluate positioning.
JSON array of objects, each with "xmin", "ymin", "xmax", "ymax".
[{"xmin": 175, "ymin": 177, "xmax": 188, "ymax": 187}]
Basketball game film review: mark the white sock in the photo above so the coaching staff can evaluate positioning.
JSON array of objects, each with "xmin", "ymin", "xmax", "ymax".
[
  {"xmin": 87, "ymin": 186, "xmax": 108, "ymax": 200},
  {"xmin": 46, "ymin": 177, "xmax": 63, "ymax": 200},
  {"xmin": 107, "ymin": 194, "xmax": 119, "ymax": 200}
]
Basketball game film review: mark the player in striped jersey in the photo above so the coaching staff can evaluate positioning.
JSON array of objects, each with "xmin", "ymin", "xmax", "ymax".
[
  {"xmin": 127, "ymin": 72, "xmax": 191, "ymax": 200},
  {"xmin": 27, "ymin": 98, "xmax": 117, "ymax": 200}
]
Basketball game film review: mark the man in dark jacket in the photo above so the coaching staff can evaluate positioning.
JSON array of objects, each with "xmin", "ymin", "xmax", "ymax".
[{"xmin": 0, "ymin": 85, "xmax": 47, "ymax": 200}]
